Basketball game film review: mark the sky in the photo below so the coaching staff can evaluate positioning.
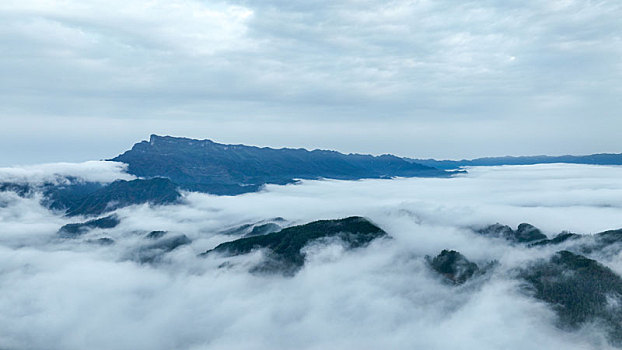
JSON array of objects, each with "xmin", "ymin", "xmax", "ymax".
[
  {"xmin": 2, "ymin": 163, "xmax": 622, "ymax": 349},
  {"xmin": 1, "ymin": 0, "xmax": 621, "ymax": 165}
]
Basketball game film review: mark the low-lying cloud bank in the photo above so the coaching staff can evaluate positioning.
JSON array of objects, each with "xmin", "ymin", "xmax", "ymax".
[
  {"xmin": 0, "ymin": 161, "xmax": 134, "ymax": 185},
  {"xmin": 1, "ymin": 163, "xmax": 622, "ymax": 349}
]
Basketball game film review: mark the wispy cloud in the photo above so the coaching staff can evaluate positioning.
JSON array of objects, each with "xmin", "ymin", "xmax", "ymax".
[{"xmin": 0, "ymin": 160, "xmax": 133, "ymax": 184}]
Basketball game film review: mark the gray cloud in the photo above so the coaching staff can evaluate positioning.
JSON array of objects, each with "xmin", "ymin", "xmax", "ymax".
[
  {"xmin": 1, "ymin": 163, "xmax": 622, "ymax": 348},
  {"xmin": 1, "ymin": 0, "xmax": 621, "ymax": 164}
]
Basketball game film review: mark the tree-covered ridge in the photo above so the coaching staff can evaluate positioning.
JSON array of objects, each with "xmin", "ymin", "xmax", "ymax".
[
  {"xmin": 427, "ymin": 250, "xmax": 481, "ymax": 285},
  {"xmin": 58, "ymin": 214, "xmax": 120, "ymax": 238},
  {"xmin": 476, "ymin": 223, "xmax": 547, "ymax": 243},
  {"xmin": 202, "ymin": 216, "xmax": 387, "ymax": 274},
  {"xmin": 1, "ymin": 177, "xmax": 182, "ymax": 217},
  {"xmin": 111, "ymin": 135, "xmax": 451, "ymax": 195},
  {"xmin": 520, "ymin": 250, "xmax": 622, "ymax": 345},
  {"xmin": 54, "ymin": 177, "xmax": 182, "ymax": 217}
]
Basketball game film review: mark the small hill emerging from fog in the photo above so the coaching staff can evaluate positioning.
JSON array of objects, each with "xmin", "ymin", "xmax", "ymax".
[
  {"xmin": 202, "ymin": 216, "xmax": 387, "ymax": 275},
  {"xmin": 58, "ymin": 215, "xmax": 120, "ymax": 238},
  {"xmin": 427, "ymin": 250, "xmax": 480, "ymax": 285},
  {"xmin": 111, "ymin": 135, "xmax": 451, "ymax": 195}
]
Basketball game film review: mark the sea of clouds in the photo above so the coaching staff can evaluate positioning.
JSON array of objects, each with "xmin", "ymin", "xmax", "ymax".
[{"xmin": 1, "ymin": 163, "xmax": 622, "ymax": 349}]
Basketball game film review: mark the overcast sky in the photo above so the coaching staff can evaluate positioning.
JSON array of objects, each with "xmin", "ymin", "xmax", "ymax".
[{"xmin": 1, "ymin": 0, "xmax": 621, "ymax": 165}]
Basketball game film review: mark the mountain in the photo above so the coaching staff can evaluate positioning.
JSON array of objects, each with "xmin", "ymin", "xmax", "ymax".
[
  {"xmin": 47, "ymin": 178, "xmax": 181, "ymax": 217},
  {"xmin": 58, "ymin": 215, "xmax": 120, "ymax": 238},
  {"xmin": 476, "ymin": 223, "xmax": 547, "ymax": 244},
  {"xmin": 201, "ymin": 216, "xmax": 387, "ymax": 275},
  {"xmin": 218, "ymin": 218, "xmax": 285, "ymax": 237},
  {"xmin": 111, "ymin": 135, "xmax": 452, "ymax": 195},
  {"xmin": 2, "ymin": 135, "xmax": 453, "ymax": 215},
  {"xmin": 131, "ymin": 234, "xmax": 192, "ymax": 264},
  {"xmin": 466, "ymin": 222, "xmax": 622, "ymax": 343},
  {"xmin": 427, "ymin": 250, "xmax": 480, "ymax": 285},
  {"xmin": 474, "ymin": 222, "xmax": 622, "ymax": 253},
  {"xmin": 480, "ymin": 222, "xmax": 622, "ymax": 254},
  {"xmin": 520, "ymin": 250, "xmax": 622, "ymax": 345},
  {"xmin": 411, "ymin": 153, "xmax": 622, "ymax": 169},
  {"xmin": 1, "ymin": 177, "xmax": 181, "ymax": 218}
]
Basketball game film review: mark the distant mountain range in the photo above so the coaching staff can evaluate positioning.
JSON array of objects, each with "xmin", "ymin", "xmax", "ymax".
[
  {"xmin": 0, "ymin": 135, "xmax": 453, "ymax": 217},
  {"xmin": 411, "ymin": 153, "xmax": 622, "ymax": 169},
  {"xmin": 110, "ymin": 135, "xmax": 452, "ymax": 195},
  {"xmin": 2, "ymin": 134, "xmax": 620, "ymax": 217}
]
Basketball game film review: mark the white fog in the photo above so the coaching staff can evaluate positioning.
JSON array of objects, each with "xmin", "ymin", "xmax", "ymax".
[{"xmin": 1, "ymin": 163, "xmax": 621, "ymax": 349}]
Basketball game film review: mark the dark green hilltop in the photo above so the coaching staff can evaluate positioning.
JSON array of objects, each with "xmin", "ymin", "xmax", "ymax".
[
  {"xmin": 202, "ymin": 216, "xmax": 387, "ymax": 275},
  {"xmin": 520, "ymin": 251, "xmax": 622, "ymax": 345},
  {"xmin": 427, "ymin": 249, "xmax": 481, "ymax": 285},
  {"xmin": 476, "ymin": 223, "xmax": 548, "ymax": 244},
  {"xmin": 427, "ymin": 223, "xmax": 622, "ymax": 345}
]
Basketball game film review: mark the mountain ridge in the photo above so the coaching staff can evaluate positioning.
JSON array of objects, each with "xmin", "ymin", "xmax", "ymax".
[
  {"xmin": 411, "ymin": 153, "xmax": 622, "ymax": 169},
  {"xmin": 110, "ymin": 134, "xmax": 453, "ymax": 195}
]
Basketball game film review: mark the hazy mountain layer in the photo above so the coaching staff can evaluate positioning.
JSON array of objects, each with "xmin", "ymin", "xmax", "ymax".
[
  {"xmin": 413, "ymin": 153, "xmax": 622, "ymax": 169},
  {"xmin": 2, "ymin": 177, "xmax": 182, "ymax": 217}
]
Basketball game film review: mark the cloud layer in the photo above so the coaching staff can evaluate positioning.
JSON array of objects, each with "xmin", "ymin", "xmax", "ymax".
[
  {"xmin": 1, "ymin": 163, "xmax": 622, "ymax": 349},
  {"xmin": 1, "ymin": 0, "xmax": 621, "ymax": 164},
  {"xmin": 0, "ymin": 160, "xmax": 134, "ymax": 184}
]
